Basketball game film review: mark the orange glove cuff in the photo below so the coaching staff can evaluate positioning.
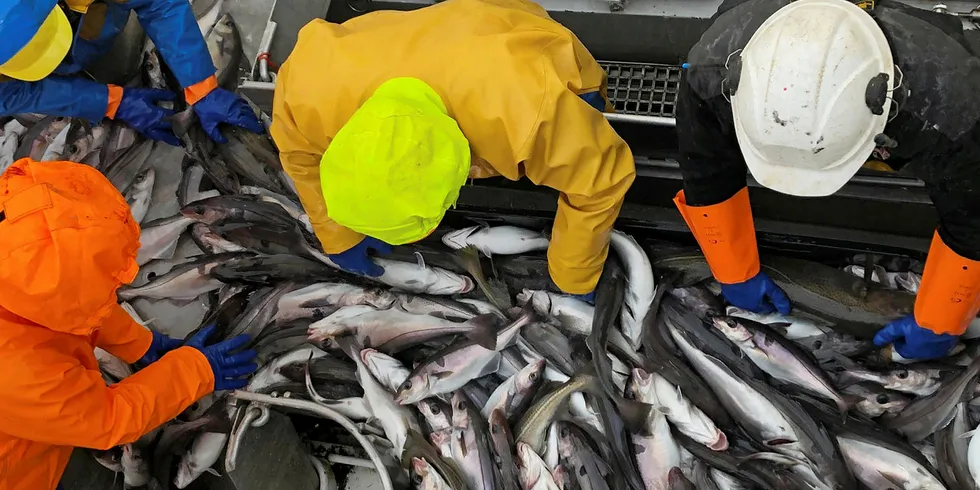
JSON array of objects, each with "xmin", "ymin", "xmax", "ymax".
[
  {"xmin": 185, "ymin": 75, "xmax": 218, "ymax": 105},
  {"xmin": 674, "ymin": 187, "xmax": 761, "ymax": 284},
  {"xmin": 105, "ymin": 85, "xmax": 124, "ymax": 119},
  {"xmin": 914, "ymin": 231, "xmax": 980, "ymax": 335}
]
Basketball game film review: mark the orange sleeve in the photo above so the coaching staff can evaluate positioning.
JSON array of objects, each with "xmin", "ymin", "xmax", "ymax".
[
  {"xmin": 914, "ymin": 231, "xmax": 980, "ymax": 335},
  {"xmin": 674, "ymin": 187, "xmax": 761, "ymax": 284},
  {"xmin": 0, "ymin": 346, "xmax": 213, "ymax": 450},
  {"xmin": 185, "ymin": 75, "xmax": 218, "ymax": 105},
  {"xmin": 95, "ymin": 304, "xmax": 153, "ymax": 364},
  {"xmin": 105, "ymin": 85, "xmax": 124, "ymax": 119}
]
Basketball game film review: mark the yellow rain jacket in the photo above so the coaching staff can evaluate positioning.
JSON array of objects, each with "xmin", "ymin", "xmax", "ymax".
[{"xmin": 271, "ymin": 0, "xmax": 636, "ymax": 294}]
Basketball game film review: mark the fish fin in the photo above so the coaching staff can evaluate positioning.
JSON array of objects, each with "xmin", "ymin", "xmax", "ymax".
[
  {"xmin": 736, "ymin": 452, "xmax": 806, "ymax": 467},
  {"xmin": 958, "ymin": 429, "xmax": 977, "ymax": 440},
  {"xmin": 465, "ymin": 314, "xmax": 500, "ymax": 350},
  {"xmin": 764, "ymin": 438, "xmax": 797, "ymax": 447},
  {"xmin": 615, "ymin": 398, "xmax": 652, "ymax": 433},
  {"xmin": 431, "ymin": 371, "xmax": 456, "ymax": 380},
  {"xmin": 767, "ymin": 322, "xmax": 793, "ymax": 334},
  {"xmin": 206, "ymin": 468, "xmax": 222, "ymax": 477},
  {"xmin": 414, "ymin": 251, "xmax": 426, "ymax": 269},
  {"xmin": 877, "ymin": 470, "xmax": 907, "ymax": 489}
]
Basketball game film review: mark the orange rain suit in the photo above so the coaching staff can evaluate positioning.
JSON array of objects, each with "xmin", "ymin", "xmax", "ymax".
[
  {"xmin": 271, "ymin": 0, "xmax": 637, "ymax": 295},
  {"xmin": 0, "ymin": 159, "xmax": 214, "ymax": 490}
]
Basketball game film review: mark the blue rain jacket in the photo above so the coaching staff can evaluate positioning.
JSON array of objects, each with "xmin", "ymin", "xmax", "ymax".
[{"xmin": 0, "ymin": 0, "xmax": 215, "ymax": 122}]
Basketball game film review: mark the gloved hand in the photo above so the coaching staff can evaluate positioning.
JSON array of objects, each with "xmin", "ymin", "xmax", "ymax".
[
  {"xmin": 874, "ymin": 315, "xmax": 959, "ymax": 360},
  {"xmin": 183, "ymin": 324, "xmax": 258, "ymax": 391},
  {"xmin": 719, "ymin": 271, "xmax": 791, "ymax": 315},
  {"xmin": 138, "ymin": 331, "xmax": 183, "ymax": 365},
  {"xmin": 569, "ymin": 291, "xmax": 596, "ymax": 305},
  {"xmin": 192, "ymin": 88, "xmax": 265, "ymax": 144},
  {"xmin": 115, "ymin": 88, "xmax": 181, "ymax": 146},
  {"xmin": 328, "ymin": 236, "xmax": 393, "ymax": 277}
]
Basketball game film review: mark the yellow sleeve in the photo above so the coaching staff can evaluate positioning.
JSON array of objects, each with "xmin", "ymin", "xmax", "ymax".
[
  {"xmin": 271, "ymin": 78, "xmax": 364, "ymax": 254},
  {"xmin": 522, "ymin": 86, "xmax": 636, "ymax": 294},
  {"xmin": 95, "ymin": 304, "xmax": 152, "ymax": 364}
]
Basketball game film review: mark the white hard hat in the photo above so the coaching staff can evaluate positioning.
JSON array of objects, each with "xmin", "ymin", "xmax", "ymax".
[{"xmin": 732, "ymin": 0, "xmax": 894, "ymax": 197}]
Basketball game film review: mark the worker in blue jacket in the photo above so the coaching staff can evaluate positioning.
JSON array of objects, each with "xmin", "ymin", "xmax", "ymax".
[{"xmin": 0, "ymin": 0, "xmax": 263, "ymax": 146}]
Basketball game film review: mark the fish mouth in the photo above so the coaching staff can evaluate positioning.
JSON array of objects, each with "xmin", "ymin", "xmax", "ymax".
[
  {"xmin": 708, "ymin": 431, "xmax": 729, "ymax": 451},
  {"xmin": 459, "ymin": 276, "xmax": 476, "ymax": 294}
]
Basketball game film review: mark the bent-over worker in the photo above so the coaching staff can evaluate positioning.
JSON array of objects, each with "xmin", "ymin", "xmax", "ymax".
[
  {"xmin": 675, "ymin": 0, "xmax": 980, "ymax": 359},
  {"xmin": 0, "ymin": 0, "xmax": 263, "ymax": 145},
  {"xmin": 0, "ymin": 159, "xmax": 258, "ymax": 490},
  {"xmin": 270, "ymin": 0, "xmax": 636, "ymax": 303}
]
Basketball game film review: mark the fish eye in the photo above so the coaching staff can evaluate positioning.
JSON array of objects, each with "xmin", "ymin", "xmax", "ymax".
[
  {"xmin": 411, "ymin": 474, "xmax": 422, "ymax": 485},
  {"xmin": 528, "ymin": 372, "xmax": 538, "ymax": 381},
  {"xmin": 876, "ymin": 394, "xmax": 890, "ymax": 404},
  {"xmin": 401, "ymin": 380, "xmax": 413, "ymax": 390},
  {"xmin": 456, "ymin": 401, "xmax": 466, "ymax": 410},
  {"xmin": 624, "ymin": 390, "xmax": 636, "ymax": 400},
  {"xmin": 194, "ymin": 205, "xmax": 204, "ymax": 214},
  {"xmin": 812, "ymin": 340, "xmax": 823, "ymax": 349},
  {"xmin": 896, "ymin": 371, "xmax": 909, "ymax": 379},
  {"xmin": 429, "ymin": 403, "xmax": 440, "ymax": 414},
  {"xmin": 560, "ymin": 426, "xmax": 569, "ymax": 437}
]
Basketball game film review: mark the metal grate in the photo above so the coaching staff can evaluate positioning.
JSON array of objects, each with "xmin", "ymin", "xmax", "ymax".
[{"xmin": 600, "ymin": 61, "xmax": 682, "ymax": 118}]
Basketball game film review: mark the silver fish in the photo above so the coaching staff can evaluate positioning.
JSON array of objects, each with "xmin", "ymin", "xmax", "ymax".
[
  {"xmin": 837, "ymin": 435, "xmax": 946, "ymax": 489},
  {"xmin": 136, "ymin": 214, "xmax": 195, "ymax": 265},
  {"xmin": 517, "ymin": 289, "xmax": 594, "ymax": 335},
  {"xmin": 39, "ymin": 122, "xmax": 71, "ymax": 161},
  {"xmin": 373, "ymin": 258, "xmax": 475, "ymax": 295},
  {"xmin": 207, "ymin": 14, "xmax": 243, "ymax": 90},
  {"xmin": 884, "ymin": 355, "xmax": 980, "ymax": 441},
  {"xmin": 308, "ymin": 305, "xmax": 497, "ymax": 353},
  {"xmin": 667, "ymin": 285, "xmax": 724, "ymax": 320},
  {"xmin": 219, "ymin": 131, "xmax": 290, "ymax": 195},
  {"xmin": 394, "ymin": 308, "xmax": 534, "ymax": 404},
  {"xmin": 450, "ymin": 391, "xmax": 497, "ymax": 490},
  {"xmin": 121, "ymin": 443, "xmax": 150, "ymax": 489},
  {"xmin": 66, "ymin": 124, "xmax": 107, "ymax": 163},
  {"xmin": 628, "ymin": 370, "xmax": 683, "ymax": 490},
  {"xmin": 482, "ymin": 359, "xmax": 545, "ymax": 422},
  {"xmin": 275, "ymin": 282, "xmax": 394, "ymax": 325},
  {"xmin": 936, "ymin": 402, "xmax": 977, "ymax": 490},
  {"xmin": 609, "ymin": 230, "xmax": 656, "ymax": 350},
  {"xmin": 840, "ymin": 382, "xmax": 910, "ymax": 418},
  {"xmin": 119, "ymin": 253, "xmax": 251, "ymax": 301},
  {"xmin": 490, "ymin": 408, "xmax": 522, "ymax": 490},
  {"xmin": 362, "ymin": 348, "xmax": 410, "ymax": 393},
  {"xmin": 515, "ymin": 373, "xmax": 599, "ymax": 454},
  {"xmin": 419, "ymin": 399, "xmax": 454, "ymax": 458},
  {"xmin": 174, "ymin": 431, "xmax": 226, "ymax": 488},
  {"xmin": 0, "ymin": 119, "xmax": 28, "ymax": 172},
  {"xmin": 95, "ymin": 347, "xmax": 133, "ymax": 382},
  {"xmin": 189, "ymin": 223, "xmax": 248, "ymax": 254},
  {"xmin": 105, "ymin": 140, "xmax": 155, "ymax": 193},
  {"xmin": 441, "ymin": 225, "xmax": 549, "ymax": 256},
  {"xmin": 627, "ymin": 368, "xmax": 727, "ymax": 451},
  {"xmin": 412, "ymin": 457, "xmax": 453, "ymax": 490},
  {"xmin": 393, "ymin": 294, "xmax": 484, "ymax": 321},
  {"xmin": 178, "ymin": 160, "xmax": 221, "ymax": 207},
  {"xmin": 124, "ymin": 167, "xmax": 155, "ymax": 224},
  {"xmin": 711, "ymin": 316, "xmax": 848, "ymax": 414},
  {"xmin": 559, "ymin": 420, "xmax": 614, "ymax": 490},
  {"xmin": 517, "ymin": 442, "xmax": 561, "ymax": 490},
  {"xmin": 832, "ymin": 356, "xmax": 948, "ymax": 397}
]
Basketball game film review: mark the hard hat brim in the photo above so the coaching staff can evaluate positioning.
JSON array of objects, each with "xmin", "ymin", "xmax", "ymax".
[
  {"xmin": 0, "ymin": 8, "xmax": 72, "ymax": 82},
  {"xmin": 743, "ymin": 151, "xmax": 864, "ymax": 197}
]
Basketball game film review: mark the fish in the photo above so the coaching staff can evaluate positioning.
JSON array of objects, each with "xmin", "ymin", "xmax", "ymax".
[
  {"xmin": 174, "ymin": 431, "xmax": 227, "ymax": 488},
  {"xmin": 667, "ymin": 468, "xmax": 697, "ymax": 490},
  {"xmin": 180, "ymin": 194, "xmax": 299, "ymax": 229},
  {"xmin": 369, "ymin": 257, "xmax": 475, "ymax": 295},
  {"xmin": 218, "ymin": 129, "xmax": 290, "ymax": 194},
  {"xmin": 516, "ymin": 442, "xmax": 561, "ymax": 490},
  {"xmin": 248, "ymin": 345, "xmax": 326, "ymax": 391},
  {"xmin": 482, "ymin": 359, "xmax": 546, "ymax": 423},
  {"xmin": 92, "ymin": 447, "xmax": 124, "ymax": 474},
  {"xmin": 207, "ymin": 14, "xmax": 243, "ymax": 90},
  {"xmin": 95, "ymin": 347, "xmax": 133, "ymax": 383},
  {"xmin": 936, "ymin": 402, "xmax": 978, "ymax": 490},
  {"xmin": 666, "ymin": 284, "xmax": 724, "ymax": 320},
  {"xmin": 362, "ymin": 348, "xmax": 411, "ymax": 393},
  {"xmin": 16, "ymin": 116, "xmax": 69, "ymax": 161},
  {"xmin": 412, "ymin": 457, "xmax": 453, "ymax": 490},
  {"xmin": 239, "ymin": 186, "xmax": 308, "ymax": 231},
  {"xmin": 418, "ymin": 399, "xmax": 454, "ymax": 457},
  {"xmin": 66, "ymin": 124, "xmax": 108, "ymax": 163},
  {"xmin": 970, "ymin": 423, "xmax": 980, "ymax": 489},
  {"xmin": 121, "ymin": 443, "xmax": 151, "ymax": 489},
  {"xmin": 189, "ymin": 223, "xmax": 248, "ymax": 254},
  {"xmin": 308, "ymin": 305, "xmax": 498, "ymax": 353},
  {"xmin": 392, "ymin": 294, "xmax": 485, "ymax": 321},
  {"xmin": 840, "ymin": 382, "xmax": 911, "ymax": 418},
  {"xmin": 455, "ymin": 245, "xmax": 512, "ymax": 311},
  {"xmin": 274, "ymin": 282, "xmax": 395, "ymax": 325},
  {"xmin": 341, "ymin": 338, "xmax": 421, "ymax": 457},
  {"xmin": 666, "ymin": 315, "xmax": 855, "ymax": 490},
  {"xmin": 229, "ymin": 282, "xmax": 301, "ymax": 342},
  {"xmin": 626, "ymin": 368, "xmax": 727, "ymax": 451},
  {"xmin": 489, "ymin": 409, "xmax": 522, "ymax": 490},
  {"xmin": 654, "ymin": 250, "xmax": 916, "ymax": 338},
  {"xmin": 210, "ymin": 254, "xmax": 342, "ymax": 286},
  {"xmin": 558, "ymin": 420, "xmax": 614, "ymax": 490},
  {"xmin": 517, "ymin": 289, "xmax": 595, "ymax": 335},
  {"xmin": 212, "ymin": 220, "xmax": 319, "ymax": 259},
  {"xmin": 450, "ymin": 391, "xmax": 498, "ymax": 490},
  {"xmin": 278, "ymin": 355, "xmax": 358, "ymax": 387},
  {"xmin": 192, "ymin": 0, "xmax": 223, "ymax": 34},
  {"xmin": 515, "ymin": 373, "xmax": 599, "ymax": 454},
  {"xmin": 394, "ymin": 306, "xmax": 535, "ymax": 404},
  {"xmin": 884, "ymin": 354, "xmax": 980, "ymax": 441},
  {"xmin": 178, "ymin": 158, "xmax": 221, "ymax": 206},
  {"xmin": 627, "ymin": 371, "xmax": 682, "ymax": 490},
  {"xmin": 710, "ymin": 315, "xmax": 848, "ymax": 414},
  {"xmin": 829, "ymin": 354, "xmax": 951, "ymax": 397},
  {"xmin": 118, "ymin": 252, "xmax": 252, "ymax": 301},
  {"xmin": 104, "ymin": 140, "xmax": 155, "ymax": 193},
  {"xmin": 142, "ymin": 48, "xmax": 168, "ymax": 90},
  {"xmin": 442, "ymin": 225, "xmax": 549, "ymax": 256},
  {"xmin": 0, "ymin": 119, "xmax": 28, "ymax": 172},
  {"xmin": 97, "ymin": 123, "xmax": 139, "ymax": 171},
  {"xmin": 401, "ymin": 430, "xmax": 470, "ymax": 490},
  {"xmin": 39, "ymin": 121, "xmax": 71, "ymax": 161},
  {"xmin": 124, "ymin": 168, "xmax": 155, "ymax": 224},
  {"xmin": 136, "ymin": 214, "xmax": 196, "ymax": 266},
  {"xmin": 172, "ymin": 109, "xmax": 242, "ymax": 195},
  {"xmin": 609, "ymin": 230, "xmax": 656, "ymax": 350}
]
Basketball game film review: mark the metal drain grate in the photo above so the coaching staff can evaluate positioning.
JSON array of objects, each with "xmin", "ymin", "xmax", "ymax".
[{"xmin": 600, "ymin": 61, "xmax": 682, "ymax": 118}]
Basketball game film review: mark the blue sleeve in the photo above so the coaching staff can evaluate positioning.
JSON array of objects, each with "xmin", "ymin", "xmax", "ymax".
[
  {"xmin": 0, "ymin": 77, "xmax": 109, "ymax": 123},
  {"xmin": 119, "ymin": 0, "xmax": 216, "ymax": 89}
]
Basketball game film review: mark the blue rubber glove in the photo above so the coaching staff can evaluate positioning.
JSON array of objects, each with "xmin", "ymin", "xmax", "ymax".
[
  {"xmin": 570, "ymin": 291, "xmax": 596, "ymax": 305},
  {"xmin": 183, "ymin": 324, "xmax": 258, "ymax": 391},
  {"xmin": 115, "ymin": 88, "xmax": 181, "ymax": 146},
  {"xmin": 873, "ymin": 315, "xmax": 959, "ymax": 360},
  {"xmin": 138, "ymin": 331, "xmax": 183, "ymax": 365},
  {"xmin": 193, "ymin": 88, "xmax": 265, "ymax": 144},
  {"xmin": 328, "ymin": 237, "xmax": 393, "ymax": 277},
  {"xmin": 719, "ymin": 272, "xmax": 791, "ymax": 315}
]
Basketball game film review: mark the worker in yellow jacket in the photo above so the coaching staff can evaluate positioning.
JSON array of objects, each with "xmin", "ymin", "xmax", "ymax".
[{"xmin": 270, "ymin": 0, "xmax": 636, "ymax": 302}]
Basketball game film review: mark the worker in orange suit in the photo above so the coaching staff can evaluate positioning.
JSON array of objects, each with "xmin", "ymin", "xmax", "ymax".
[
  {"xmin": 0, "ymin": 159, "xmax": 258, "ymax": 490},
  {"xmin": 271, "ymin": 0, "xmax": 636, "ymax": 304}
]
